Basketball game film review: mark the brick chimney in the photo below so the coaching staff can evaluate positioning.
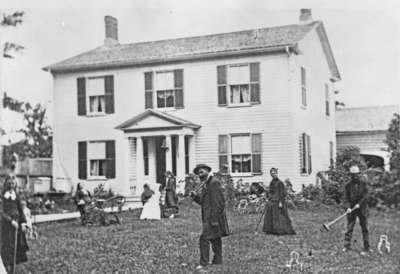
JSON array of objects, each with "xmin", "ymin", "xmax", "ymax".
[
  {"xmin": 299, "ymin": 9, "xmax": 312, "ymax": 24},
  {"xmin": 104, "ymin": 15, "xmax": 118, "ymax": 46}
]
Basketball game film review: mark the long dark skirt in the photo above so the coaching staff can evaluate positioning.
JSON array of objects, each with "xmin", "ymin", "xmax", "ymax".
[
  {"xmin": 165, "ymin": 190, "xmax": 178, "ymax": 209},
  {"xmin": 263, "ymin": 201, "xmax": 295, "ymax": 235},
  {"xmin": 1, "ymin": 221, "xmax": 29, "ymax": 266}
]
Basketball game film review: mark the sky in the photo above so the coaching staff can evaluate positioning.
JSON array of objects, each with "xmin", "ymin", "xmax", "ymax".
[{"xmin": 1, "ymin": 0, "xmax": 400, "ymax": 125}]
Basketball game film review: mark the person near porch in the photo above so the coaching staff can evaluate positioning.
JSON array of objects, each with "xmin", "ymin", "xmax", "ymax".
[
  {"xmin": 1, "ymin": 174, "xmax": 29, "ymax": 274},
  {"xmin": 343, "ymin": 165, "xmax": 371, "ymax": 255},
  {"xmin": 165, "ymin": 171, "xmax": 179, "ymax": 216},
  {"xmin": 190, "ymin": 164, "xmax": 230, "ymax": 271},
  {"xmin": 74, "ymin": 183, "xmax": 92, "ymax": 225},
  {"xmin": 140, "ymin": 184, "xmax": 161, "ymax": 220},
  {"xmin": 263, "ymin": 168, "xmax": 295, "ymax": 235}
]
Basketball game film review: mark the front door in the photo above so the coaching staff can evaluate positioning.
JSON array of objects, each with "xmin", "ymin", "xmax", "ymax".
[{"xmin": 155, "ymin": 137, "xmax": 166, "ymax": 185}]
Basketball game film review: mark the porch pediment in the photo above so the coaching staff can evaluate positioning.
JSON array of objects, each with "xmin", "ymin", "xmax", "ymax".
[{"xmin": 115, "ymin": 109, "xmax": 201, "ymax": 133}]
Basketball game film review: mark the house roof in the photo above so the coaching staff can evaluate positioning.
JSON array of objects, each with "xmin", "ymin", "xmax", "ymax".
[
  {"xmin": 336, "ymin": 105, "xmax": 400, "ymax": 132},
  {"xmin": 115, "ymin": 109, "xmax": 201, "ymax": 131},
  {"xmin": 43, "ymin": 21, "xmax": 340, "ymax": 80}
]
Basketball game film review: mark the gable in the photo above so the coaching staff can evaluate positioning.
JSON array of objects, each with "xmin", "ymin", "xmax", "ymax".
[{"xmin": 124, "ymin": 115, "xmax": 180, "ymax": 130}]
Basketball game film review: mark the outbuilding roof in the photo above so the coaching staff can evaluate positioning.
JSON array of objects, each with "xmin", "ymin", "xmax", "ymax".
[
  {"xmin": 336, "ymin": 105, "xmax": 400, "ymax": 132},
  {"xmin": 44, "ymin": 21, "xmax": 340, "ymax": 80}
]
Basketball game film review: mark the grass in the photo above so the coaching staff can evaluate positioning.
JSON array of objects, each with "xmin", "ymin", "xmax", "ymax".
[{"xmin": 19, "ymin": 202, "xmax": 400, "ymax": 274}]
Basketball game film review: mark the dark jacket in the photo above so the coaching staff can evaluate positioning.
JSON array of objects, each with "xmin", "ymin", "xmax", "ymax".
[
  {"xmin": 1, "ymin": 191, "xmax": 29, "ymax": 266},
  {"xmin": 192, "ymin": 176, "xmax": 230, "ymax": 239},
  {"xmin": 344, "ymin": 177, "xmax": 369, "ymax": 216}
]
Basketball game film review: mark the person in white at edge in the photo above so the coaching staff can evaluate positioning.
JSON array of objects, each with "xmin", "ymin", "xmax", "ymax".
[{"xmin": 140, "ymin": 184, "xmax": 161, "ymax": 220}]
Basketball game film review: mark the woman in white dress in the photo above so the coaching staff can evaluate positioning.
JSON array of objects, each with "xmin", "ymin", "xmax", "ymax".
[{"xmin": 140, "ymin": 185, "xmax": 161, "ymax": 220}]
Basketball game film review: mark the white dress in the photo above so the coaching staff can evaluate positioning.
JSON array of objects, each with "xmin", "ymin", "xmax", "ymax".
[{"xmin": 140, "ymin": 190, "xmax": 161, "ymax": 220}]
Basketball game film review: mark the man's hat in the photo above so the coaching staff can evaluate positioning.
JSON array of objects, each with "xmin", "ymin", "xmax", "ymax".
[
  {"xmin": 349, "ymin": 165, "xmax": 360, "ymax": 174},
  {"xmin": 193, "ymin": 164, "xmax": 212, "ymax": 175}
]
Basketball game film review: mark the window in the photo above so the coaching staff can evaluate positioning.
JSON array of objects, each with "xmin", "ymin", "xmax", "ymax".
[
  {"xmin": 301, "ymin": 67, "xmax": 307, "ymax": 107},
  {"xmin": 77, "ymin": 76, "xmax": 114, "ymax": 116},
  {"xmin": 88, "ymin": 142, "xmax": 107, "ymax": 178},
  {"xmin": 218, "ymin": 134, "xmax": 262, "ymax": 175},
  {"xmin": 300, "ymin": 133, "xmax": 312, "ymax": 174},
  {"xmin": 217, "ymin": 63, "xmax": 260, "ymax": 106},
  {"xmin": 325, "ymin": 84, "xmax": 330, "ymax": 116},
  {"xmin": 329, "ymin": 141, "xmax": 334, "ymax": 167},
  {"xmin": 146, "ymin": 70, "xmax": 184, "ymax": 109},
  {"xmin": 78, "ymin": 140, "xmax": 115, "ymax": 180},
  {"xmin": 231, "ymin": 135, "xmax": 252, "ymax": 173}
]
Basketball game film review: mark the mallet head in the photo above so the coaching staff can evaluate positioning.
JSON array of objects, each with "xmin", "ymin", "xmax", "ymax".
[{"xmin": 322, "ymin": 223, "xmax": 330, "ymax": 231}]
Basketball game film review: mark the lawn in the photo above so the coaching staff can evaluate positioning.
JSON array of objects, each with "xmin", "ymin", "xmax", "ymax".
[{"xmin": 20, "ymin": 202, "xmax": 400, "ymax": 274}]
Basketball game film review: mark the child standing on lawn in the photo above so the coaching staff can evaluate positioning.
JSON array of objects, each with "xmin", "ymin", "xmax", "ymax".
[{"xmin": 75, "ymin": 183, "xmax": 92, "ymax": 225}]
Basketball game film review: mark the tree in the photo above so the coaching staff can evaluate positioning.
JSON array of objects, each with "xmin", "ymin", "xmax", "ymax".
[
  {"xmin": 385, "ymin": 113, "xmax": 400, "ymax": 177},
  {"xmin": 1, "ymin": 11, "xmax": 24, "ymax": 58},
  {"xmin": 3, "ymin": 102, "xmax": 52, "ymax": 167}
]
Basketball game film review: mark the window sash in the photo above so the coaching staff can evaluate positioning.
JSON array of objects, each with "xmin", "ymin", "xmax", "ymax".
[
  {"xmin": 90, "ymin": 159, "xmax": 106, "ymax": 177},
  {"xmin": 231, "ymin": 154, "xmax": 252, "ymax": 173},
  {"xmin": 88, "ymin": 142, "xmax": 106, "ymax": 159},
  {"xmin": 87, "ymin": 77, "xmax": 105, "ymax": 96},
  {"xmin": 89, "ymin": 95, "xmax": 105, "ymax": 113},
  {"xmin": 155, "ymin": 71, "xmax": 174, "ymax": 90}
]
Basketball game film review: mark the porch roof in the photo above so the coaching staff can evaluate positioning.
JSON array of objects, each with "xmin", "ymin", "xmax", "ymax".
[{"xmin": 115, "ymin": 109, "xmax": 201, "ymax": 133}]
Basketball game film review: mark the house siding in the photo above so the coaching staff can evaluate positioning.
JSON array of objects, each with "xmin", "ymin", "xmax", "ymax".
[
  {"xmin": 336, "ymin": 131, "xmax": 387, "ymax": 152},
  {"xmin": 288, "ymin": 29, "xmax": 337, "ymax": 188},
  {"xmin": 52, "ymin": 29, "xmax": 337, "ymax": 193}
]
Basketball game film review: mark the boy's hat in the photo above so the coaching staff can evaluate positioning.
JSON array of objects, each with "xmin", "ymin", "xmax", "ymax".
[
  {"xmin": 349, "ymin": 165, "xmax": 360, "ymax": 174},
  {"xmin": 193, "ymin": 164, "xmax": 211, "ymax": 175}
]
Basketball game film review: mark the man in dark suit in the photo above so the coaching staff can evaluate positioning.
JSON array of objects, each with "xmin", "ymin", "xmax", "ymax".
[
  {"xmin": 343, "ymin": 165, "xmax": 371, "ymax": 255},
  {"xmin": 191, "ymin": 164, "xmax": 230, "ymax": 271}
]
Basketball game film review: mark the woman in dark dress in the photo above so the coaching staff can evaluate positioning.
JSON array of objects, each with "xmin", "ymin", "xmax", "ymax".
[
  {"xmin": 165, "ymin": 172, "xmax": 178, "ymax": 214},
  {"xmin": 1, "ymin": 175, "xmax": 29, "ymax": 273},
  {"xmin": 263, "ymin": 168, "xmax": 295, "ymax": 235}
]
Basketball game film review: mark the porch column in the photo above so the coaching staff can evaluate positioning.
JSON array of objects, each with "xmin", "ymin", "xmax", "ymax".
[
  {"xmin": 177, "ymin": 134, "xmax": 186, "ymax": 179},
  {"xmin": 123, "ymin": 137, "xmax": 132, "ymax": 195},
  {"xmin": 189, "ymin": 135, "xmax": 196, "ymax": 174},
  {"xmin": 136, "ymin": 136, "xmax": 144, "ymax": 190},
  {"xmin": 165, "ymin": 135, "xmax": 172, "ymax": 173}
]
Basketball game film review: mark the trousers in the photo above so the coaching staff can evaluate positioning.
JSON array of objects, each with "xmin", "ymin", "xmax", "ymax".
[
  {"xmin": 344, "ymin": 211, "xmax": 370, "ymax": 250},
  {"xmin": 199, "ymin": 235, "xmax": 222, "ymax": 266}
]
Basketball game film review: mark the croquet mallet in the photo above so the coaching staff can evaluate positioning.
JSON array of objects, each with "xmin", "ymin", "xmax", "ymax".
[{"xmin": 321, "ymin": 205, "xmax": 358, "ymax": 231}]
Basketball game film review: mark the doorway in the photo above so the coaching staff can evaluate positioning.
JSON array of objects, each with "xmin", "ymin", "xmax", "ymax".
[{"xmin": 155, "ymin": 137, "xmax": 166, "ymax": 185}]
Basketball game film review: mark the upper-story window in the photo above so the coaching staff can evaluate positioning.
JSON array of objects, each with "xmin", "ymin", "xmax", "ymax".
[
  {"xmin": 301, "ymin": 67, "xmax": 307, "ymax": 107},
  {"xmin": 88, "ymin": 78, "xmax": 105, "ymax": 114},
  {"xmin": 144, "ymin": 70, "xmax": 184, "ymax": 110},
  {"xmin": 217, "ymin": 63, "xmax": 260, "ymax": 107},
  {"xmin": 77, "ymin": 75, "xmax": 114, "ymax": 116},
  {"xmin": 325, "ymin": 83, "xmax": 330, "ymax": 116}
]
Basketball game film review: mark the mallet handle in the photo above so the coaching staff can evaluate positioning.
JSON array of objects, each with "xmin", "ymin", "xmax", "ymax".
[{"xmin": 327, "ymin": 207, "xmax": 357, "ymax": 226}]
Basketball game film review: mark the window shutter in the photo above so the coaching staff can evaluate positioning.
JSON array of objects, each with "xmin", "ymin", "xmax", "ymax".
[
  {"xmin": 301, "ymin": 67, "xmax": 307, "ymax": 106},
  {"xmin": 105, "ymin": 75, "xmax": 114, "ymax": 114},
  {"xmin": 217, "ymin": 66, "xmax": 227, "ymax": 106},
  {"xmin": 174, "ymin": 69, "xmax": 184, "ymax": 108},
  {"xmin": 251, "ymin": 133, "xmax": 262, "ymax": 174},
  {"xmin": 105, "ymin": 140, "xmax": 116, "ymax": 179},
  {"xmin": 307, "ymin": 135, "xmax": 312, "ymax": 174},
  {"xmin": 250, "ymin": 63, "xmax": 260, "ymax": 104},
  {"xmin": 144, "ymin": 72, "xmax": 153, "ymax": 109},
  {"xmin": 300, "ymin": 133, "xmax": 306, "ymax": 174},
  {"xmin": 78, "ymin": 141, "xmax": 87, "ymax": 179},
  {"xmin": 325, "ymin": 84, "xmax": 330, "ymax": 116},
  {"xmin": 218, "ymin": 135, "xmax": 229, "ymax": 172},
  {"xmin": 77, "ymin": 78, "xmax": 86, "ymax": 116}
]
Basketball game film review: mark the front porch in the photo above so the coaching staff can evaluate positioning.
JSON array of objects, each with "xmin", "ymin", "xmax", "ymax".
[{"xmin": 116, "ymin": 109, "xmax": 200, "ymax": 194}]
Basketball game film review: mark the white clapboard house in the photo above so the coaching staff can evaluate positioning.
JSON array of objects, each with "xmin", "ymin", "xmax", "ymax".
[{"xmin": 44, "ymin": 9, "xmax": 340, "ymax": 195}]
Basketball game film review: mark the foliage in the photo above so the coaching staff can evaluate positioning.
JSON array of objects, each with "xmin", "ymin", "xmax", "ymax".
[
  {"xmin": 384, "ymin": 113, "xmax": 400, "ymax": 177},
  {"xmin": 2, "ymin": 103, "xmax": 52, "ymax": 167},
  {"xmin": 92, "ymin": 183, "xmax": 115, "ymax": 199},
  {"xmin": 213, "ymin": 171, "xmax": 236, "ymax": 209},
  {"xmin": 18, "ymin": 204, "xmax": 400, "ymax": 273},
  {"xmin": 1, "ymin": 11, "xmax": 24, "ymax": 58}
]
